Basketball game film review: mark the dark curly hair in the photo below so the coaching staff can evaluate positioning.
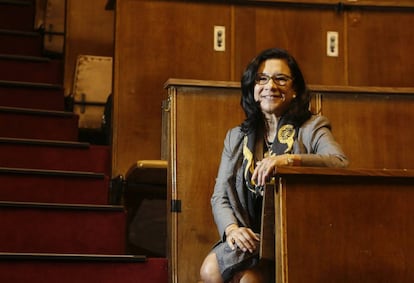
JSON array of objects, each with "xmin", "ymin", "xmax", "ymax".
[{"xmin": 240, "ymin": 48, "xmax": 312, "ymax": 134}]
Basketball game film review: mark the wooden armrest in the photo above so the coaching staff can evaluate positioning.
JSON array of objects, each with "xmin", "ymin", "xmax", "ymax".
[
  {"xmin": 136, "ymin": 160, "xmax": 167, "ymax": 169},
  {"xmin": 125, "ymin": 160, "xmax": 167, "ymax": 186}
]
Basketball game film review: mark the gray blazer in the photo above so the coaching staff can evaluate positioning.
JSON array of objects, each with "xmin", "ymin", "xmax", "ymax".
[{"xmin": 211, "ymin": 115, "xmax": 349, "ymax": 240}]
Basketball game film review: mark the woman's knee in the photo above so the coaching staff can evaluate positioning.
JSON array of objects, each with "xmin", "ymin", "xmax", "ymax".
[
  {"xmin": 236, "ymin": 261, "xmax": 272, "ymax": 283},
  {"xmin": 237, "ymin": 269, "xmax": 263, "ymax": 283},
  {"xmin": 200, "ymin": 253, "xmax": 223, "ymax": 283}
]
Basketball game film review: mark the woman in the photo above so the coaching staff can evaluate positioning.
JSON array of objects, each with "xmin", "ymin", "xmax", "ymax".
[{"xmin": 199, "ymin": 48, "xmax": 348, "ymax": 283}]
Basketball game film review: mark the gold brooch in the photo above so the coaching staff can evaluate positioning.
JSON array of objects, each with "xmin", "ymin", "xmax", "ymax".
[{"xmin": 277, "ymin": 124, "xmax": 295, "ymax": 153}]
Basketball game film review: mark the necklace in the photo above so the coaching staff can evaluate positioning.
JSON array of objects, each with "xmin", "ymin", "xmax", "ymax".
[{"xmin": 264, "ymin": 136, "xmax": 273, "ymax": 157}]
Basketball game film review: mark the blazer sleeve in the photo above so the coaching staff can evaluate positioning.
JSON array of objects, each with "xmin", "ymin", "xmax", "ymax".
[
  {"xmin": 296, "ymin": 115, "xmax": 349, "ymax": 168},
  {"xmin": 210, "ymin": 127, "xmax": 244, "ymax": 240}
]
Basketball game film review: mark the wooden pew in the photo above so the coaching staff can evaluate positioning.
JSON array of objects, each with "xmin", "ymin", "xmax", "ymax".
[
  {"xmin": 163, "ymin": 79, "xmax": 414, "ymax": 282},
  {"xmin": 264, "ymin": 167, "xmax": 414, "ymax": 283}
]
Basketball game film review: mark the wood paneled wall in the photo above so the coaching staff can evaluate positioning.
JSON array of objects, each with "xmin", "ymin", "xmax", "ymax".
[
  {"xmin": 347, "ymin": 9, "xmax": 414, "ymax": 86},
  {"xmin": 113, "ymin": 1, "xmax": 233, "ymax": 176},
  {"xmin": 112, "ymin": 0, "xmax": 414, "ymax": 177},
  {"xmin": 245, "ymin": 0, "xmax": 414, "ymax": 7}
]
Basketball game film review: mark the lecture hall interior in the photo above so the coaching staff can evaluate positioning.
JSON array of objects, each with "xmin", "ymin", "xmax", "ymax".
[{"xmin": 0, "ymin": 0, "xmax": 413, "ymax": 282}]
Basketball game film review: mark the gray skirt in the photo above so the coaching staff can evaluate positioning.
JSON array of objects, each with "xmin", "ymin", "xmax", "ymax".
[{"xmin": 212, "ymin": 235, "xmax": 260, "ymax": 282}]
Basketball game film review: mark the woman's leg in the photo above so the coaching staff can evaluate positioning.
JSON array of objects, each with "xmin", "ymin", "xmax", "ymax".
[
  {"xmin": 200, "ymin": 252, "xmax": 224, "ymax": 283},
  {"xmin": 231, "ymin": 260, "xmax": 272, "ymax": 283}
]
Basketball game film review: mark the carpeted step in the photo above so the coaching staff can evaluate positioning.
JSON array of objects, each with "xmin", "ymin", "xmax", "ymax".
[
  {"xmin": 0, "ymin": 106, "xmax": 78, "ymax": 141},
  {"xmin": 0, "ymin": 0, "xmax": 34, "ymax": 31},
  {"xmin": 0, "ymin": 80, "xmax": 64, "ymax": 111},
  {"xmin": 0, "ymin": 29, "xmax": 43, "ymax": 56},
  {"xmin": 0, "ymin": 201, "xmax": 126, "ymax": 254},
  {"xmin": 0, "ymin": 253, "xmax": 168, "ymax": 283},
  {"xmin": 0, "ymin": 167, "xmax": 110, "ymax": 204},
  {"xmin": 0, "ymin": 138, "xmax": 111, "ymax": 174},
  {"xmin": 0, "ymin": 54, "xmax": 63, "ymax": 84}
]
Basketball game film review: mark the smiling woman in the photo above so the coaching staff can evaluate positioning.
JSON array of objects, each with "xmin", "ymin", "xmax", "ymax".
[
  {"xmin": 199, "ymin": 48, "xmax": 348, "ymax": 283},
  {"xmin": 253, "ymin": 58, "xmax": 296, "ymax": 121}
]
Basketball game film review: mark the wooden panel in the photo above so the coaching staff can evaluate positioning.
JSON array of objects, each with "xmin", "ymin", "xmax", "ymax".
[
  {"xmin": 245, "ymin": 0, "xmax": 414, "ymax": 7},
  {"xmin": 350, "ymin": 0, "xmax": 414, "ymax": 7},
  {"xmin": 347, "ymin": 9, "xmax": 414, "ymax": 87},
  {"xmin": 233, "ymin": 5, "xmax": 345, "ymax": 85},
  {"xmin": 353, "ymin": 0, "xmax": 414, "ymax": 7},
  {"xmin": 319, "ymin": 91, "xmax": 414, "ymax": 169},
  {"xmin": 274, "ymin": 167, "xmax": 414, "ymax": 283},
  {"xmin": 165, "ymin": 80, "xmax": 244, "ymax": 283},
  {"xmin": 112, "ymin": 0, "xmax": 232, "ymax": 176}
]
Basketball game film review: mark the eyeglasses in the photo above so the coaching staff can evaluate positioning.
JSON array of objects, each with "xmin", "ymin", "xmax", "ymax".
[{"xmin": 255, "ymin": 73, "xmax": 293, "ymax": 86}]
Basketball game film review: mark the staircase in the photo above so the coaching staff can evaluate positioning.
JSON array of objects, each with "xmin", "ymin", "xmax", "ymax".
[{"xmin": 0, "ymin": 0, "xmax": 168, "ymax": 282}]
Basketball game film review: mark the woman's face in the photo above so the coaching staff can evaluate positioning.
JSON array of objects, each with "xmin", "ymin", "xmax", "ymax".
[{"xmin": 254, "ymin": 58, "xmax": 296, "ymax": 117}]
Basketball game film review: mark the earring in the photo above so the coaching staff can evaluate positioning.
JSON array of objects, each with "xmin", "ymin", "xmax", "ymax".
[{"xmin": 292, "ymin": 94, "xmax": 296, "ymax": 98}]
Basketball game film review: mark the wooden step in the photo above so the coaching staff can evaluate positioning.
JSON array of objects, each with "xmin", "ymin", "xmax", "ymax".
[
  {"xmin": 0, "ymin": 201, "xmax": 126, "ymax": 254},
  {"xmin": 0, "ymin": 0, "xmax": 34, "ymax": 31},
  {"xmin": 0, "ymin": 29, "xmax": 43, "ymax": 56},
  {"xmin": 0, "ymin": 253, "xmax": 167, "ymax": 283},
  {"xmin": 0, "ymin": 138, "xmax": 111, "ymax": 174},
  {"xmin": 0, "ymin": 54, "xmax": 63, "ymax": 84},
  {"xmin": 0, "ymin": 80, "xmax": 64, "ymax": 111},
  {"xmin": 0, "ymin": 167, "xmax": 110, "ymax": 204},
  {"xmin": 0, "ymin": 106, "xmax": 78, "ymax": 141},
  {"xmin": 0, "ymin": 252, "xmax": 146, "ymax": 262}
]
